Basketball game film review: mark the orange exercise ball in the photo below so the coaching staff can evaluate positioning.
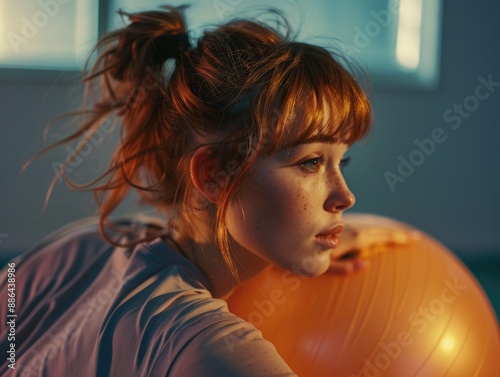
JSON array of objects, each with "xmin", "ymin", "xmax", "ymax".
[{"xmin": 227, "ymin": 214, "xmax": 500, "ymax": 377}]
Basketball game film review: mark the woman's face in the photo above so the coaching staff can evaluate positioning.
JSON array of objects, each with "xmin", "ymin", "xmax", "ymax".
[{"xmin": 226, "ymin": 140, "xmax": 355, "ymax": 277}]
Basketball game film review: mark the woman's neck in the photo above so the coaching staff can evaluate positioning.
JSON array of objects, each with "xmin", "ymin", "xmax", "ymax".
[{"xmin": 162, "ymin": 231, "xmax": 270, "ymax": 299}]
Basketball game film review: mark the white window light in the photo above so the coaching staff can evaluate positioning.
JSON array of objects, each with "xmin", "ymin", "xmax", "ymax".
[
  {"xmin": 0, "ymin": 0, "xmax": 99, "ymax": 71},
  {"xmin": 396, "ymin": 0, "xmax": 423, "ymax": 71}
]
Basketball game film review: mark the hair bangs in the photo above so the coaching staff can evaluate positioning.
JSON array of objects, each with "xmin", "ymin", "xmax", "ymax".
[{"xmin": 261, "ymin": 43, "xmax": 372, "ymax": 154}]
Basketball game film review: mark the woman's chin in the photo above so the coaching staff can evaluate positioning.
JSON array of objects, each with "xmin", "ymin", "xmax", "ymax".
[{"xmin": 285, "ymin": 253, "xmax": 331, "ymax": 278}]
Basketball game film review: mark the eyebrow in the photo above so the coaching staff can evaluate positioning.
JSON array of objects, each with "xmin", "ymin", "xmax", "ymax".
[
  {"xmin": 286, "ymin": 135, "xmax": 339, "ymax": 147},
  {"xmin": 276, "ymin": 135, "xmax": 342, "ymax": 161},
  {"xmin": 303, "ymin": 135, "xmax": 339, "ymax": 144}
]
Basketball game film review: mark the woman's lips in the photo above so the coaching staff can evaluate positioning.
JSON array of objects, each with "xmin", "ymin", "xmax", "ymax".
[
  {"xmin": 315, "ymin": 234, "xmax": 340, "ymax": 249},
  {"xmin": 315, "ymin": 224, "xmax": 343, "ymax": 249}
]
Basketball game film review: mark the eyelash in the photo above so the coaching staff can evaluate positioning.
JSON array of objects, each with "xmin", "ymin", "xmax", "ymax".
[
  {"xmin": 340, "ymin": 157, "xmax": 350, "ymax": 169},
  {"xmin": 299, "ymin": 156, "xmax": 350, "ymax": 172},
  {"xmin": 300, "ymin": 156, "xmax": 325, "ymax": 172}
]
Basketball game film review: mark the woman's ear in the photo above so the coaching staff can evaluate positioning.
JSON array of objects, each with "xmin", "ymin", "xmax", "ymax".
[{"xmin": 190, "ymin": 147, "xmax": 222, "ymax": 203}]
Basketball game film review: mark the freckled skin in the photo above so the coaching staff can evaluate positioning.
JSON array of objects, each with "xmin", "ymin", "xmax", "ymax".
[{"xmin": 225, "ymin": 142, "xmax": 355, "ymax": 276}]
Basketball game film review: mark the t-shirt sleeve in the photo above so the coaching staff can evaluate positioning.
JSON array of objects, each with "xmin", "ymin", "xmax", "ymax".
[{"xmin": 157, "ymin": 312, "xmax": 298, "ymax": 377}]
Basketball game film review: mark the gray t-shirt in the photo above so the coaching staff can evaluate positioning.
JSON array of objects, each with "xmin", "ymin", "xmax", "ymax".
[{"xmin": 0, "ymin": 217, "xmax": 296, "ymax": 376}]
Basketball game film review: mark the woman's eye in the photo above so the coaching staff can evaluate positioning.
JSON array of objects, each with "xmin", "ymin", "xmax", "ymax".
[
  {"xmin": 339, "ymin": 157, "xmax": 350, "ymax": 170},
  {"xmin": 300, "ymin": 156, "xmax": 324, "ymax": 172}
]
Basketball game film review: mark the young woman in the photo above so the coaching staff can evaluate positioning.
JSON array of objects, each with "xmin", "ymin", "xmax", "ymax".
[{"xmin": 0, "ymin": 5, "xmax": 414, "ymax": 376}]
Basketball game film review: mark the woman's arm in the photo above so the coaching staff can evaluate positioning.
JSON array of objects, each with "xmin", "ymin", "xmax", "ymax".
[
  {"xmin": 328, "ymin": 213, "xmax": 421, "ymax": 274},
  {"xmin": 165, "ymin": 312, "xmax": 298, "ymax": 377}
]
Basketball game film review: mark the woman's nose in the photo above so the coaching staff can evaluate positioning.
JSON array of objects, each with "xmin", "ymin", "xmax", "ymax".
[{"xmin": 324, "ymin": 184, "xmax": 356, "ymax": 213}]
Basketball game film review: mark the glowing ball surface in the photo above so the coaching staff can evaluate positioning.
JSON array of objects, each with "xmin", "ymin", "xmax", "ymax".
[{"xmin": 227, "ymin": 215, "xmax": 500, "ymax": 377}]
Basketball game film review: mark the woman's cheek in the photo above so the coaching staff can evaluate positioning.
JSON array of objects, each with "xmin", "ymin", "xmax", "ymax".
[{"xmin": 291, "ymin": 176, "xmax": 323, "ymax": 214}]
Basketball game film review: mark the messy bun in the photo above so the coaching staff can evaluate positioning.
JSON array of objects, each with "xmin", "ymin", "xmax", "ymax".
[{"xmin": 27, "ymin": 5, "xmax": 372, "ymax": 279}]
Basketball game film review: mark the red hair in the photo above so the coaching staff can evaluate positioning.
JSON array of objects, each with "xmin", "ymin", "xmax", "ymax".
[{"xmin": 26, "ymin": 5, "xmax": 372, "ymax": 279}]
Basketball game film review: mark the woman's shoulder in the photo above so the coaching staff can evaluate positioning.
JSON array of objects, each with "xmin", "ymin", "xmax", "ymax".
[
  {"xmin": 0, "ymin": 216, "xmax": 297, "ymax": 376},
  {"xmin": 153, "ymin": 299, "xmax": 298, "ymax": 376},
  {"xmin": 0, "ymin": 216, "xmax": 251, "ymax": 375}
]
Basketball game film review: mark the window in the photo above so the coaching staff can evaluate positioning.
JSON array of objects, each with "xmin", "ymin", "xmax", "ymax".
[
  {"xmin": 109, "ymin": 0, "xmax": 443, "ymax": 89},
  {"xmin": 0, "ymin": 0, "xmax": 101, "ymax": 80},
  {"xmin": 1, "ymin": 0, "xmax": 443, "ymax": 89}
]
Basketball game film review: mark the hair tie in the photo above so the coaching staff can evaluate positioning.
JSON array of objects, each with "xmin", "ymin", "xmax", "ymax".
[{"xmin": 153, "ymin": 33, "xmax": 191, "ymax": 61}]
